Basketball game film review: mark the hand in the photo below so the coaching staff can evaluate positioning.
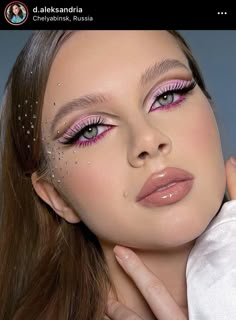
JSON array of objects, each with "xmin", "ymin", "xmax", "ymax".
[
  {"xmin": 106, "ymin": 157, "xmax": 236, "ymax": 320},
  {"xmin": 106, "ymin": 245, "xmax": 187, "ymax": 320},
  {"xmin": 225, "ymin": 157, "xmax": 236, "ymax": 199}
]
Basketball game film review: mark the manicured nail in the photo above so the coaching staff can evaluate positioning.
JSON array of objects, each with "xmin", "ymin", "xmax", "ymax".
[
  {"xmin": 230, "ymin": 157, "xmax": 236, "ymax": 166},
  {"xmin": 113, "ymin": 245, "xmax": 130, "ymax": 261}
]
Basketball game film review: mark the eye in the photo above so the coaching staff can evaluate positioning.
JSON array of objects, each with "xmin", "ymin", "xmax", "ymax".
[
  {"xmin": 58, "ymin": 116, "xmax": 114, "ymax": 148},
  {"xmin": 157, "ymin": 92, "xmax": 176, "ymax": 106},
  {"xmin": 82, "ymin": 126, "xmax": 98, "ymax": 140},
  {"xmin": 150, "ymin": 79, "xmax": 196, "ymax": 112}
]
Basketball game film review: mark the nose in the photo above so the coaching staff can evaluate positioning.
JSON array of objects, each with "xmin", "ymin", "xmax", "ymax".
[{"xmin": 127, "ymin": 117, "xmax": 172, "ymax": 168}]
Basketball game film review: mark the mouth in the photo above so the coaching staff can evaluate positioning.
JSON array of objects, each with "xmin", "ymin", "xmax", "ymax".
[{"xmin": 136, "ymin": 167, "xmax": 194, "ymax": 207}]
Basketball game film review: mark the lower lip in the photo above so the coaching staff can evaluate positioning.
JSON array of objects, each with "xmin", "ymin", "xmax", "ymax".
[{"xmin": 138, "ymin": 179, "xmax": 194, "ymax": 207}]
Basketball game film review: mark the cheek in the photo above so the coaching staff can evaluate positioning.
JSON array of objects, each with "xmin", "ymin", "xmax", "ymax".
[
  {"xmin": 60, "ymin": 155, "xmax": 125, "ymax": 230},
  {"xmin": 179, "ymin": 103, "xmax": 226, "ymax": 233},
  {"xmin": 186, "ymin": 104, "xmax": 225, "ymax": 181},
  {"xmin": 189, "ymin": 108, "xmax": 221, "ymax": 152}
]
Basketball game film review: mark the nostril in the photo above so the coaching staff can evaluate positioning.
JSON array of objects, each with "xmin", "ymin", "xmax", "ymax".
[
  {"xmin": 159, "ymin": 143, "xmax": 167, "ymax": 152},
  {"xmin": 139, "ymin": 151, "xmax": 148, "ymax": 159}
]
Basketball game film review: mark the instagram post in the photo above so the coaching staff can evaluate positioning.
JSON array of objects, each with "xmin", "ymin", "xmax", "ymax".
[{"xmin": 0, "ymin": 1, "xmax": 236, "ymax": 319}]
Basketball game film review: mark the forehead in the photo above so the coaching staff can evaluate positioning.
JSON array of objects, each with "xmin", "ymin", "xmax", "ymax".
[{"xmin": 43, "ymin": 31, "xmax": 188, "ymax": 121}]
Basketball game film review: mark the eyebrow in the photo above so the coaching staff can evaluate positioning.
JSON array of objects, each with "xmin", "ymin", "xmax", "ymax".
[{"xmin": 50, "ymin": 59, "xmax": 189, "ymax": 135}]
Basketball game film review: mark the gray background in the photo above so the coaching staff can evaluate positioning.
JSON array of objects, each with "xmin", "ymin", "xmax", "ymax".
[{"xmin": 0, "ymin": 30, "xmax": 235, "ymax": 159}]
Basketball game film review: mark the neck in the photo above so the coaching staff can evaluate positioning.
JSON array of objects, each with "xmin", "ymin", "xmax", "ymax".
[{"xmin": 101, "ymin": 241, "xmax": 194, "ymax": 319}]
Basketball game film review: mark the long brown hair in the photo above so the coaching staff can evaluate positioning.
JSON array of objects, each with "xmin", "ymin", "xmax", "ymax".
[
  {"xmin": 0, "ymin": 31, "xmax": 212, "ymax": 319},
  {"xmin": 8, "ymin": 3, "xmax": 24, "ymax": 20}
]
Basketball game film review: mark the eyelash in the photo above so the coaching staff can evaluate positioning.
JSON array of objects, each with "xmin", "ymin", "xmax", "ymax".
[
  {"xmin": 58, "ymin": 116, "xmax": 114, "ymax": 147},
  {"xmin": 59, "ymin": 79, "xmax": 197, "ymax": 147},
  {"xmin": 150, "ymin": 79, "xmax": 196, "ymax": 112}
]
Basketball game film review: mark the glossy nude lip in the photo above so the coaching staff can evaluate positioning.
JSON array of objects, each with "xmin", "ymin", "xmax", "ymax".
[{"xmin": 136, "ymin": 167, "xmax": 194, "ymax": 207}]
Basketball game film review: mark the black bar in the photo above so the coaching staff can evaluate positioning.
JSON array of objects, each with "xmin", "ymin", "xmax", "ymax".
[{"xmin": 0, "ymin": 0, "xmax": 233, "ymax": 30}]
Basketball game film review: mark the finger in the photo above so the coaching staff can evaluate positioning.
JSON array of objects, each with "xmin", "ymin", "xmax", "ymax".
[
  {"xmin": 114, "ymin": 246, "xmax": 187, "ymax": 320},
  {"xmin": 106, "ymin": 298, "xmax": 144, "ymax": 320},
  {"xmin": 225, "ymin": 157, "xmax": 236, "ymax": 200}
]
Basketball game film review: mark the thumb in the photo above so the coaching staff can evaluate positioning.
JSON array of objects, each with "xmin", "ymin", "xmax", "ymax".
[{"xmin": 225, "ymin": 157, "xmax": 236, "ymax": 200}]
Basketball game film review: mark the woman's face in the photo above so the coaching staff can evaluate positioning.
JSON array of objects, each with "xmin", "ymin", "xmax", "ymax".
[
  {"xmin": 42, "ymin": 31, "xmax": 226, "ymax": 249},
  {"xmin": 12, "ymin": 5, "xmax": 20, "ymax": 15}
]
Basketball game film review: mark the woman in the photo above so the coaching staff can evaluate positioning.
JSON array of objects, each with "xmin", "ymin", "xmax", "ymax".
[
  {"xmin": 0, "ymin": 30, "xmax": 233, "ymax": 319},
  {"xmin": 8, "ymin": 3, "xmax": 26, "ymax": 24}
]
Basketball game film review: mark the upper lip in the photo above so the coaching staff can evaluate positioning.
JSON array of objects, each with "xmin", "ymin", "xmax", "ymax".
[{"xmin": 136, "ymin": 167, "xmax": 194, "ymax": 201}]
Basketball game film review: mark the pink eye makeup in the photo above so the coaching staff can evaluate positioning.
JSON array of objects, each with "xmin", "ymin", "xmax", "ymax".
[
  {"xmin": 57, "ymin": 78, "xmax": 196, "ymax": 148},
  {"xmin": 58, "ymin": 115, "xmax": 114, "ymax": 147},
  {"xmin": 149, "ymin": 78, "xmax": 196, "ymax": 112}
]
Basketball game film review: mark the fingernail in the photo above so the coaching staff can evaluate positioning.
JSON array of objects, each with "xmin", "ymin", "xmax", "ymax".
[
  {"xmin": 230, "ymin": 157, "xmax": 236, "ymax": 166},
  {"xmin": 113, "ymin": 245, "xmax": 130, "ymax": 261}
]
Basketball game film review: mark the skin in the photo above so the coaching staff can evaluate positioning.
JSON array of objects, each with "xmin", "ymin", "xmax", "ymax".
[
  {"xmin": 12, "ymin": 5, "xmax": 20, "ymax": 16},
  {"xmin": 32, "ymin": 31, "xmax": 226, "ymax": 319},
  {"xmin": 106, "ymin": 158, "xmax": 236, "ymax": 320}
]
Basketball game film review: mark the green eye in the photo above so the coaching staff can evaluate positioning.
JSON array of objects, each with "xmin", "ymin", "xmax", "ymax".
[
  {"xmin": 158, "ymin": 93, "xmax": 174, "ymax": 106},
  {"xmin": 82, "ymin": 126, "xmax": 98, "ymax": 139}
]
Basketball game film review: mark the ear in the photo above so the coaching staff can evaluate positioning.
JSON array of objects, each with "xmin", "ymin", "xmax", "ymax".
[{"xmin": 31, "ymin": 172, "xmax": 80, "ymax": 224}]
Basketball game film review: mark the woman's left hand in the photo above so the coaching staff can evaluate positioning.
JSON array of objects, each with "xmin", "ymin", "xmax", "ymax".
[{"xmin": 106, "ymin": 157, "xmax": 236, "ymax": 320}]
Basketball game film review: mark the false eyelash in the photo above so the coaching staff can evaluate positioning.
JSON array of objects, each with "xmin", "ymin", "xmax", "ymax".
[
  {"xmin": 60, "ymin": 116, "xmax": 105, "ymax": 145},
  {"xmin": 154, "ymin": 79, "xmax": 197, "ymax": 99}
]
